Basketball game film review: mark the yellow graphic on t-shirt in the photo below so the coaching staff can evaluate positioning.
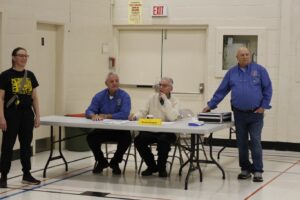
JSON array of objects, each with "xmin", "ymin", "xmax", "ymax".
[{"xmin": 11, "ymin": 78, "xmax": 32, "ymax": 94}]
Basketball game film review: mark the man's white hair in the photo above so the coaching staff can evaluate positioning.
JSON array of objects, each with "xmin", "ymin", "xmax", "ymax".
[
  {"xmin": 105, "ymin": 72, "xmax": 119, "ymax": 83},
  {"xmin": 161, "ymin": 77, "xmax": 173, "ymax": 86}
]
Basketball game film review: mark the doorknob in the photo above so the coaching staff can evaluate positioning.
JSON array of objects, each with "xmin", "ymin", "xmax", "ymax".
[{"xmin": 199, "ymin": 83, "xmax": 205, "ymax": 94}]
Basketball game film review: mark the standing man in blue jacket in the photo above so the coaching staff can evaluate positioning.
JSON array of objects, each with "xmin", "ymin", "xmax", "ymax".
[
  {"xmin": 203, "ymin": 47, "xmax": 272, "ymax": 182},
  {"xmin": 86, "ymin": 72, "xmax": 131, "ymax": 175}
]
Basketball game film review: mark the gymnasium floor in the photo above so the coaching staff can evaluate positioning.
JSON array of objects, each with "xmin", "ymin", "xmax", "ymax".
[{"xmin": 0, "ymin": 146, "xmax": 299, "ymax": 200}]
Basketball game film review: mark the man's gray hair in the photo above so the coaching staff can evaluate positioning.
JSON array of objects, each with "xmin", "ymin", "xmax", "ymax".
[
  {"xmin": 161, "ymin": 77, "xmax": 174, "ymax": 86},
  {"xmin": 105, "ymin": 72, "xmax": 119, "ymax": 82},
  {"xmin": 236, "ymin": 47, "xmax": 250, "ymax": 57}
]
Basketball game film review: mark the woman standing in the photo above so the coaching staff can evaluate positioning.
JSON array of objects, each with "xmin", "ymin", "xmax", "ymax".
[{"xmin": 0, "ymin": 47, "xmax": 41, "ymax": 188}]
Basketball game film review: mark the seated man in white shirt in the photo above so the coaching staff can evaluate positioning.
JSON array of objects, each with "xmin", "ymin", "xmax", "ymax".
[{"xmin": 129, "ymin": 77, "xmax": 180, "ymax": 177}]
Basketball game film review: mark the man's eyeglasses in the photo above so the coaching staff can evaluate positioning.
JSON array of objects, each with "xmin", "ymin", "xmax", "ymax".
[{"xmin": 15, "ymin": 54, "xmax": 29, "ymax": 58}]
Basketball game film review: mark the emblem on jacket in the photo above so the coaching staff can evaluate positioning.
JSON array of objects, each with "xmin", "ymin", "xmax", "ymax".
[
  {"xmin": 117, "ymin": 98, "xmax": 122, "ymax": 106},
  {"xmin": 251, "ymin": 70, "xmax": 258, "ymax": 77},
  {"xmin": 251, "ymin": 70, "xmax": 260, "ymax": 84}
]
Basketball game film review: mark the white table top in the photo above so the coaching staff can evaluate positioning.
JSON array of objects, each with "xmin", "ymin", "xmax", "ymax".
[{"xmin": 40, "ymin": 115, "xmax": 234, "ymax": 135}]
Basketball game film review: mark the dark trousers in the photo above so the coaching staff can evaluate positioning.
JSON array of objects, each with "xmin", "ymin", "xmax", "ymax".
[
  {"xmin": 134, "ymin": 131, "xmax": 177, "ymax": 171},
  {"xmin": 86, "ymin": 129, "xmax": 131, "ymax": 165},
  {"xmin": 233, "ymin": 109, "xmax": 264, "ymax": 173},
  {"xmin": 0, "ymin": 108, "xmax": 34, "ymax": 176}
]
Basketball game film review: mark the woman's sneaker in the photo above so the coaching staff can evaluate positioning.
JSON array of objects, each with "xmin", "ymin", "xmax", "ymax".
[
  {"xmin": 0, "ymin": 177, "xmax": 7, "ymax": 188},
  {"xmin": 22, "ymin": 174, "xmax": 41, "ymax": 185}
]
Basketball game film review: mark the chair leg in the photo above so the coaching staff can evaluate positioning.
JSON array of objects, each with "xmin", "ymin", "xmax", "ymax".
[
  {"xmin": 182, "ymin": 138, "xmax": 191, "ymax": 158},
  {"xmin": 133, "ymin": 145, "xmax": 138, "ymax": 171},
  {"xmin": 122, "ymin": 143, "xmax": 132, "ymax": 174},
  {"xmin": 102, "ymin": 142, "xmax": 136, "ymax": 174},
  {"xmin": 137, "ymin": 142, "xmax": 183, "ymax": 176},
  {"xmin": 177, "ymin": 137, "xmax": 184, "ymax": 165},
  {"xmin": 178, "ymin": 144, "xmax": 184, "ymax": 166},
  {"xmin": 138, "ymin": 158, "xmax": 144, "ymax": 174},
  {"xmin": 169, "ymin": 143, "xmax": 178, "ymax": 176},
  {"xmin": 105, "ymin": 143, "xmax": 108, "ymax": 159}
]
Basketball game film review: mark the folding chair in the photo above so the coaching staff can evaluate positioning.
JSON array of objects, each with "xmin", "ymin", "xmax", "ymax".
[
  {"xmin": 103, "ymin": 131, "xmax": 138, "ymax": 174},
  {"xmin": 137, "ymin": 136, "xmax": 184, "ymax": 176}
]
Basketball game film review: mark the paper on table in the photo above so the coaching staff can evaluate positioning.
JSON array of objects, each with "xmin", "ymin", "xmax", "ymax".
[
  {"xmin": 102, "ymin": 119, "xmax": 129, "ymax": 125},
  {"xmin": 188, "ymin": 117, "xmax": 205, "ymax": 126},
  {"xmin": 162, "ymin": 122, "xmax": 175, "ymax": 125}
]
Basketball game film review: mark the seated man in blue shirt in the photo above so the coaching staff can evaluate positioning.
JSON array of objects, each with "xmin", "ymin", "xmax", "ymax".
[
  {"xmin": 203, "ymin": 47, "xmax": 272, "ymax": 182},
  {"xmin": 86, "ymin": 72, "xmax": 131, "ymax": 175}
]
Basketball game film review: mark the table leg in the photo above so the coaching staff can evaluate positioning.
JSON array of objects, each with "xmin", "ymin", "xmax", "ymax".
[
  {"xmin": 196, "ymin": 135, "xmax": 202, "ymax": 182},
  {"xmin": 43, "ymin": 126, "xmax": 68, "ymax": 178},
  {"xmin": 58, "ymin": 126, "xmax": 68, "ymax": 171},
  {"xmin": 184, "ymin": 134, "xmax": 195, "ymax": 190},
  {"xmin": 43, "ymin": 126, "xmax": 54, "ymax": 178},
  {"xmin": 179, "ymin": 132, "xmax": 226, "ymax": 189},
  {"xmin": 208, "ymin": 133, "xmax": 225, "ymax": 179}
]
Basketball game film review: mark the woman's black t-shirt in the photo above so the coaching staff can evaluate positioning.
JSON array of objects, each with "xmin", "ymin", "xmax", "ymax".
[{"xmin": 0, "ymin": 68, "xmax": 39, "ymax": 109}]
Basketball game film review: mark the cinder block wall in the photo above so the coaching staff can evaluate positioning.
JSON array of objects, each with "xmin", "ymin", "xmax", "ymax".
[{"xmin": 0, "ymin": 0, "xmax": 299, "ymax": 148}]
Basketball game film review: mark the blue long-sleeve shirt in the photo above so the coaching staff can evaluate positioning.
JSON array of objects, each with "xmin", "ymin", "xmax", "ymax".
[
  {"xmin": 208, "ymin": 62, "xmax": 272, "ymax": 111},
  {"xmin": 85, "ymin": 88, "xmax": 131, "ymax": 120}
]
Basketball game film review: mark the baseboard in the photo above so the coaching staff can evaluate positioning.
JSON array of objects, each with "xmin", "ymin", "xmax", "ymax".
[
  {"xmin": 10, "ymin": 137, "xmax": 299, "ymax": 162},
  {"xmin": 12, "ymin": 147, "xmax": 33, "ymax": 161},
  {"xmin": 208, "ymin": 138, "xmax": 300, "ymax": 152},
  {"xmin": 36, "ymin": 137, "xmax": 51, "ymax": 153},
  {"xmin": 11, "ymin": 137, "xmax": 50, "ymax": 161}
]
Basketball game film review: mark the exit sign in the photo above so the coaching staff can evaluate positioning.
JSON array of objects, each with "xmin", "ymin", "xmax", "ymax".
[{"xmin": 152, "ymin": 5, "xmax": 168, "ymax": 17}]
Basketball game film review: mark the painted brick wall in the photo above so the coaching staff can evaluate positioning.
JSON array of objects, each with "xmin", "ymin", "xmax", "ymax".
[{"xmin": 0, "ymin": 0, "xmax": 299, "ymax": 144}]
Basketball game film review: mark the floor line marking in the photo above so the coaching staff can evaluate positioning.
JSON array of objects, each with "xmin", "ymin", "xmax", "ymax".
[
  {"xmin": 0, "ymin": 165, "xmax": 92, "ymax": 198},
  {"xmin": 3, "ymin": 167, "xmax": 173, "ymax": 200},
  {"xmin": 244, "ymin": 160, "xmax": 300, "ymax": 200},
  {"xmin": 7, "ymin": 155, "xmax": 93, "ymax": 180}
]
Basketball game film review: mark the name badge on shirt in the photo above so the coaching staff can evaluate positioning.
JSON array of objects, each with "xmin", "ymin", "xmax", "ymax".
[
  {"xmin": 117, "ymin": 98, "xmax": 121, "ymax": 106},
  {"xmin": 251, "ymin": 70, "xmax": 260, "ymax": 85},
  {"xmin": 251, "ymin": 70, "xmax": 258, "ymax": 77}
]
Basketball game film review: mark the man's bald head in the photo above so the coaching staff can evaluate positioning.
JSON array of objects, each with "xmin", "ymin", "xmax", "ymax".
[{"xmin": 236, "ymin": 47, "xmax": 251, "ymax": 67}]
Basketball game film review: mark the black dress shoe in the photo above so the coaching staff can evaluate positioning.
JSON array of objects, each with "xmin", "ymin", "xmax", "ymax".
[
  {"xmin": 110, "ymin": 163, "xmax": 121, "ymax": 175},
  {"xmin": 141, "ymin": 167, "xmax": 158, "ymax": 176},
  {"xmin": 158, "ymin": 169, "xmax": 168, "ymax": 178},
  {"xmin": 93, "ymin": 161, "xmax": 109, "ymax": 174}
]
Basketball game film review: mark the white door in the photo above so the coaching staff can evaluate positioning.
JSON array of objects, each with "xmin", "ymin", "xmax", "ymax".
[
  {"xmin": 118, "ymin": 30, "xmax": 162, "ymax": 85},
  {"xmin": 33, "ymin": 23, "xmax": 57, "ymax": 141},
  {"xmin": 162, "ymin": 29, "xmax": 206, "ymax": 94}
]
